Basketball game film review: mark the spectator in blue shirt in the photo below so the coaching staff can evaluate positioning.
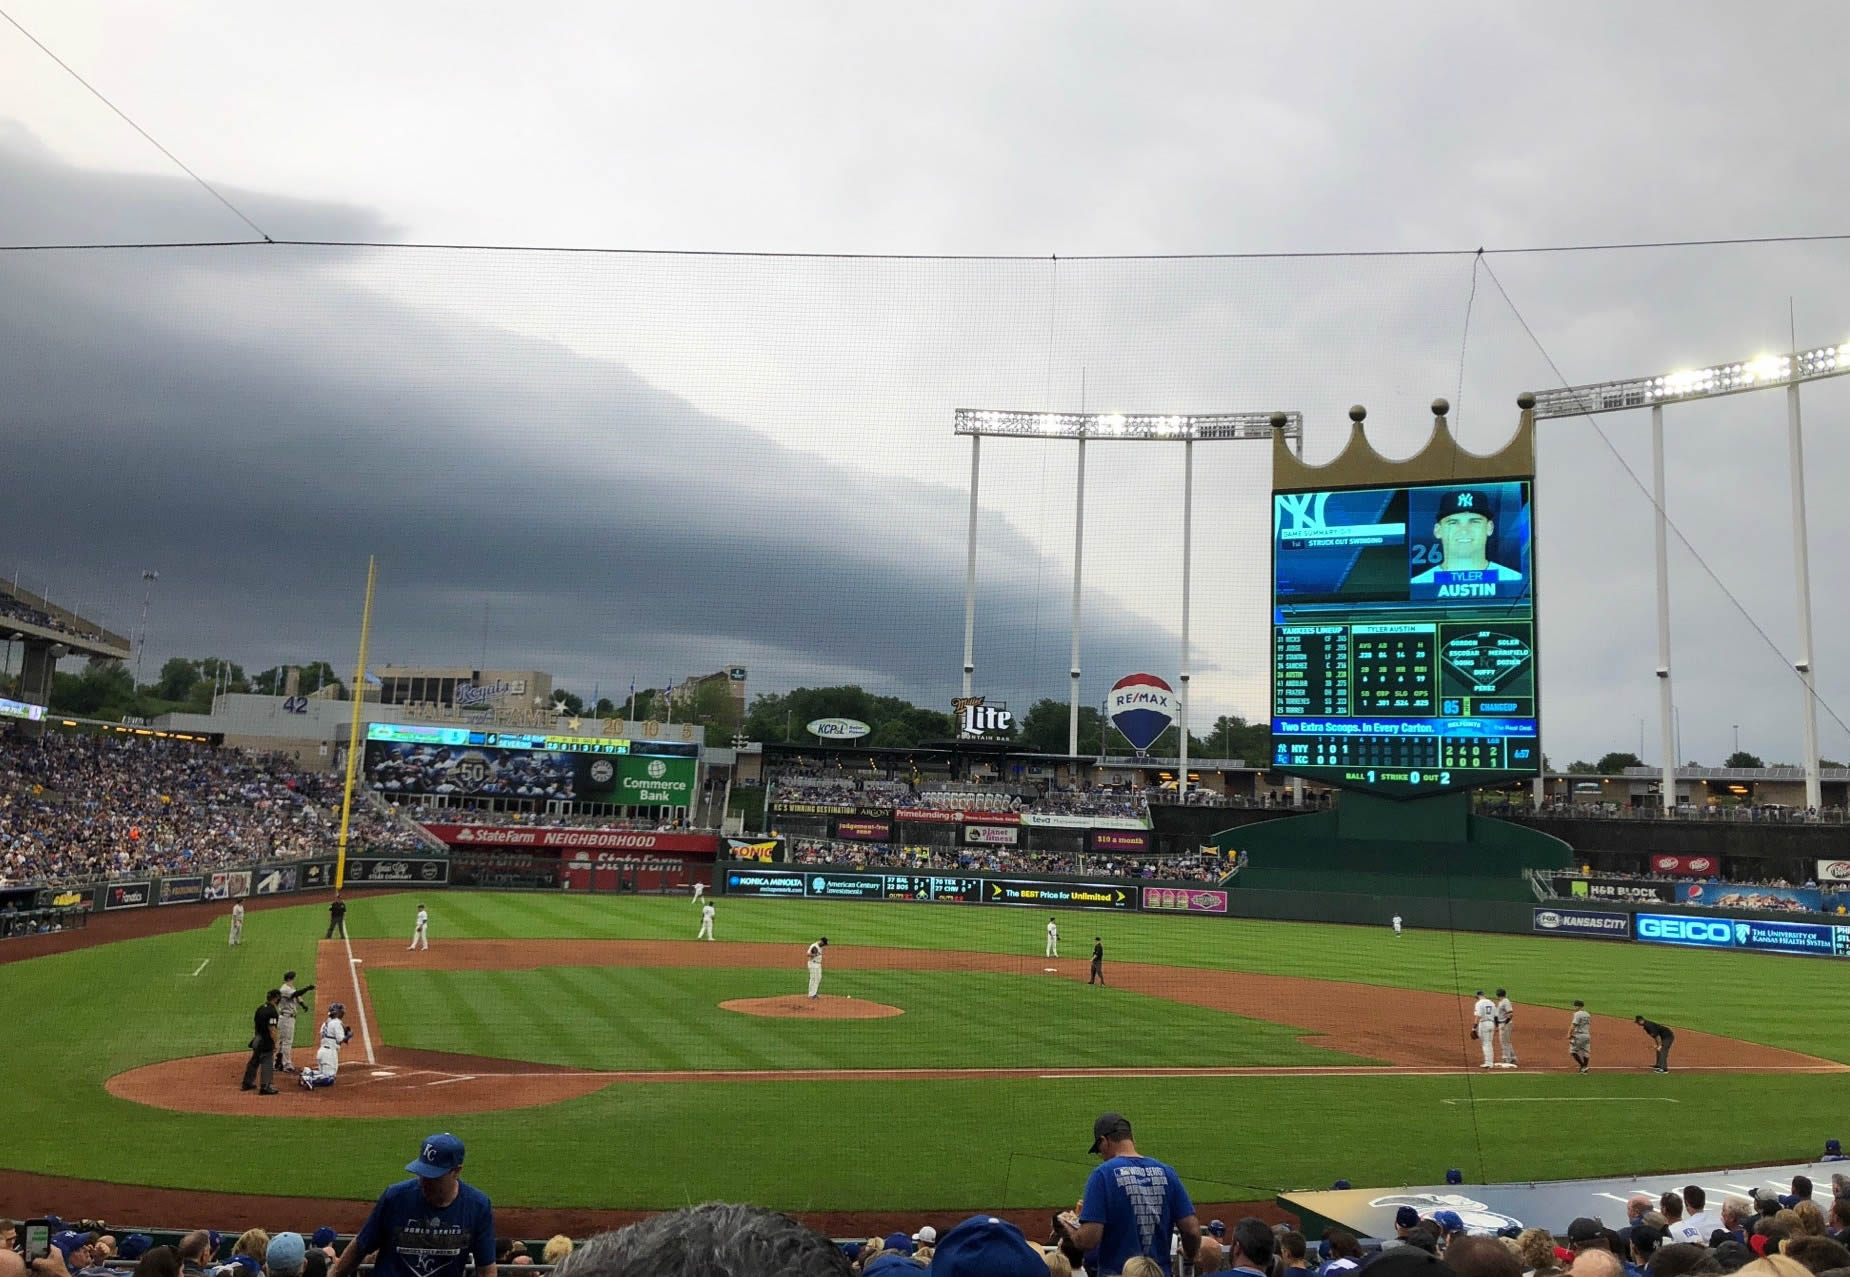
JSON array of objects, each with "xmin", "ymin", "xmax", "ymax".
[
  {"xmin": 330, "ymin": 1134, "xmax": 495, "ymax": 1277},
  {"xmin": 1057, "ymin": 1112, "xmax": 1201, "ymax": 1277}
]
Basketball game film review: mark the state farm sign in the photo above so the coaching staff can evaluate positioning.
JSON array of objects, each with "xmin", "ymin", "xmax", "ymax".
[{"xmin": 422, "ymin": 823, "xmax": 716, "ymax": 854}]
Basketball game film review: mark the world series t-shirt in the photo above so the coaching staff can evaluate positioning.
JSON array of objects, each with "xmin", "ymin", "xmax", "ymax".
[
  {"xmin": 1080, "ymin": 1154, "xmax": 1195, "ymax": 1277},
  {"xmin": 351, "ymin": 1179, "xmax": 495, "ymax": 1277}
]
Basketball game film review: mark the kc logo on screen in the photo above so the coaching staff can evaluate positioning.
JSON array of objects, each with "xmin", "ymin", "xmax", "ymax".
[{"xmin": 1636, "ymin": 914, "xmax": 1734, "ymax": 947}]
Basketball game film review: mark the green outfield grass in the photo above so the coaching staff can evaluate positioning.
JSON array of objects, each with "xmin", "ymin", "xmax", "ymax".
[
  {"xmin": 365, "ymin": 966, "xmax": 1374, "ymax": 1070},
  {"xmin": 5, "ymin": 890, "xmax": 1850, "ymax": 1212}
]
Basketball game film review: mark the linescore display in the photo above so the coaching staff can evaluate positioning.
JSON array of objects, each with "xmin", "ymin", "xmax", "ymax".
[{"xmin": 1271, "ymin": 478, "xmax": 1538, "ymax": 797}]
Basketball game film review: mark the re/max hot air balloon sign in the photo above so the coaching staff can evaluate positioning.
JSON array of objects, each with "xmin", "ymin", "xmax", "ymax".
[{"xmin": 1108, "ymin": 674, "xmax": 1177, "ymax": 754}]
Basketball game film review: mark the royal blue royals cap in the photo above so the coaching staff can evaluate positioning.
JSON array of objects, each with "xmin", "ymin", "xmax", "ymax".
[
  {"xmin": 930, "ymin": 1216, "xmax": 1046, "ymax": 1277},
  {"xmin": 311, "ymin": 1229, "xmax": 337, "ymax": 1249},
  {"xmin": 407, "ymin": 1132, "xmax": 465, "ymax": 1177},
  {"xmin": 119, "ymin": 1236, "xmax": 156, "ymax": 1261},
  {"xmin": 1433, "ymin": 1211, "xmax": 1464, "ymax": 1233}
]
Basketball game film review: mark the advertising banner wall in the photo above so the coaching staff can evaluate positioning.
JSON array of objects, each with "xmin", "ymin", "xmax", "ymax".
[
  {"xmin": 615, "ymin": 755, "xmax": 696, "ymax": 806},
  {"xmin": 1819, "ymin": 860, "xmax": 1850, "ymax": 883},
  {"xmin": 1019, "ymin": 813, "xmax": 1148, "ymax": 830},
  {"xmin": 723, "ymin": 868, "xmax": 808, "ymax": 897},
  {"xmin": 450, "ymin": 850, "xmax": 558, "ymax": 889},
  {"xmin": 342, "ymin": 857, "xmax": 451, "ymax": 886},
  {"xmin": 253, "ymin": 866, "xmax": 298, "ymax": 896},
  {"xmin": 833, "ymin": 818, "xmax": 892, "ymax": 841},
  {"xmin": 1557, "ymin": 877, "xmax": 1672, "ymax": 903},
  {"xmin": 426, "ymin": 825, "xmax": 717, "ymax": 854},
  {"xmin": 1142, "ymin": 887, "xmax": 1228, "ymax": 914},
  {"xmin": 896, "ymin": 808, "xmax": 1022, "ymax": 826},
  {"xmin": 1531, "ymin": 907, "xmax": 1631, "ymax": 939},
  {"xmin": 558, "ymin": 850, "xmax": 686, "ymax": 892},
  {"xmin": 159, "ymin": 875, "xmax": 205, "ymax": 904},
  {"xmin": 300, "ymin": 861, "xmax": 334, "ymax": 889},
  {"xmin": 1648, "ymin": 853, "xmax": 1720, "ymax": 877},
  {"xmin": 1635, "ymin": 912, "xmax": 1850, "ymax": 958},
  {"xmin": 963, "ymin": 824, "xmax": 1018, "ymax": 846},
  {"xmin": 726, "ymin": 837, "xmax": 783, "ymax": 862},
  {"xmin": 1089, "ymin": 829, "xmax": 1152, "ymax": 853},
  {"xmin": 103, "ymin": 881, "xmax": 152, "ymax": 910},
  {"xmin": 206, "ymin": 870, "xmax": 252, "ymax": 900},
  {"xmin": 772, "ymin": 802, "xmax": 892, "ymax": 818},
  {"xmin": 1671, "ymin": 882, "xmax": 1822, "ymax": 914},
  {"xmin": 984, "ymin": 879, "xmax": 1134, "ymax": 910}
]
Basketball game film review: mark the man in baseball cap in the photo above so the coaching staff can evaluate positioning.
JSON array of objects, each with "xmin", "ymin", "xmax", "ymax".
[
  {"xmin": 1058, "ymin": 1111, "xmax": 1200, "ymax": 1276},
  {"xmin": 1412, "ymin": 488, "xmax": 1523, "ymax": 586},
  {"xmin": 331, "ymin": 1134, "xmax": 495, "ymax": 1277}
]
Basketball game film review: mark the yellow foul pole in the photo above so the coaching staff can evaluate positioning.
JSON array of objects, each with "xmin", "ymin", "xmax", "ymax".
[{"xmin": 334, "ymin": 556, "xmax": 378, "ymax": 891}]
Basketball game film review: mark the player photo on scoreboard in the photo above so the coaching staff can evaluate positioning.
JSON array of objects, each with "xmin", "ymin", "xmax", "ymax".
[{"xmin": 1407, "ymin": 482, "xmax": 1531, "ymax": 601}]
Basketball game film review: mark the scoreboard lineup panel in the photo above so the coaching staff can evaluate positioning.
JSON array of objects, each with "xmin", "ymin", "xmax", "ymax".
[
  {"xmin": 364, "ymin": 721, "xmax": 698, "ymax": 757},
  {"xmin": 1270, "ymin": 477, "xmax": 1538, "ymax": 798}
]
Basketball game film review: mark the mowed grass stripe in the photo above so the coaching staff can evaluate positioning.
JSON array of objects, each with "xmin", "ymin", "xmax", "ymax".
[{"xmin": 364, "ymin": 966, "xmax": 1373, "ymax": 1072}]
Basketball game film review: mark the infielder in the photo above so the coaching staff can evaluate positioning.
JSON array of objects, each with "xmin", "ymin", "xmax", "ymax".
[
  {"xmin": 408, "ymin": 903, "xmax": 429, "ymax": 951},
  {"xmin": 692, "ymin": 880, "xmax": 706, "ymax": 904},
  {"xmin": 298, "ymin": 1003, "xmax": 352, "ymax": 1089},
  {"xmin": 1046, "ymin": 916, "xmax": 1059, "ymax": 957},
  {"xmin": 228, "ymin": 899, "xmax": 245, "ymax": 947},
  {"xmin": 698, "ymin": 901, "xmax": 715, "ymax": 941},
  {"xmin": 806, "ymin": 936, "xmax": 829, "ymax": 999},
  {"xmin": 1473, "ymin": 990, "xmax": 1498, "ymax": 1068},
  {"xmin": 1392, "ymin": 914, "xmax": 1402, "ymax": 937},
  {"xmin": 276, "ymin": 970, "xmax": 315, "ymax": 1073},
  {"xmin": 1495, "ymin": 987, "xmax": 1518, "ymax": 1067},
  {"xmin": 1568, "ymin": 999, "xmax": 1591, "ymax": 1073}
]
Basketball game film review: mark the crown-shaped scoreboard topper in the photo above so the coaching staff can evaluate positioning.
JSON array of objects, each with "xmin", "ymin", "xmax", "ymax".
[{"xmin": 1269, "ymin": 394, "xmax": 1538, "ymax": 489}]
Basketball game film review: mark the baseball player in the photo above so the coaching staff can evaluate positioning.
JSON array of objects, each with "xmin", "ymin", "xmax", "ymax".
[
  {"xmin": 1089, "ymin": 937, "xmax": 1105, "ymax": 986},
  {"xmin": 1495, "ymin": 987, "xmax": 1518, "ymax": 1068},
  {"xmin": 228, "ymin": 899, "xmax": 245, "ymax": 947},
  {"xmin": 1568, "ymin": 1000, "xmax": 1591, "ymax": 1073},
  {"xmin": 408, "ymin": 903, "xmax": 429, "ymax": 951},
  {"xmin": 1472, "ymin": 990, "xmax": 1498, "ymax": 1068},
  {"xmin": 806, "ymin": 936, "xmax": 829, "ymax": 999},
  {"xmin": 298, "ymin": 1003, "xmax": 352, "ymax": 1089},
  {"xmin": 1046, "ymin": 916, "xmax": 1059, "ymax": 957},
  {"xmin": 1392, "ymin": 914, "xmax": 1402, "ymax": 937},
  {"xmin": 692, "ymin": 880, "xmax": 706, "ymax": 904},
  {"xmin": 276, "ymin": 971, "xmax": 316, "ymax": 1073},
  {"xmin": 697, "ymin": 901, "xmax": 715, "ymax": 941}
]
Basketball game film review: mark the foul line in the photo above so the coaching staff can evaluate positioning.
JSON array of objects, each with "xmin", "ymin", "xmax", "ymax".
[
  {"xmin": 190, "ymin": 959, "xmax": 209, "ymax": 977},
  {"xmin": 343, "ymin": 933, "xmax": 377, "ymax": 1065},
  {"xmin": 1435, "ymin": 1088, "xmax": 1687, "ymax": 1095},
  {"xmin": 426, "ymin": 1075, "xmax": 475, "ymax": 1086}
]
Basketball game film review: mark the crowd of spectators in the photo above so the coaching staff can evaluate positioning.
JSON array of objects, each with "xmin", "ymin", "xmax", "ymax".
[
  {"xmin": 0, "ymin": 731, "xmax": 423, "ymax": 888},
  {"xmin": 0, "ymin": 593, "xmax": 110, "ymax": 643},
  {"xmin": 389, "ymin": 806, "xmax": 678, "ymax": 832},
  {"xmin": 1516, "ymin": 799, "xmax": 1845, "ymax": 824},
  {"xmin": 13, "ymin": 1133, "xmax": 1850, "ymax": 1277},
  {"xmin": 788, "ymin": 838, "xmax": 1224, "ymax": 882}
]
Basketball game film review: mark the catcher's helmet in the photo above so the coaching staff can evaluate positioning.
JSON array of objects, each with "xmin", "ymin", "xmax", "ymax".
[{"xmin": 328, "ymin": 1002, "xmax": 346, "ymax": 1017}]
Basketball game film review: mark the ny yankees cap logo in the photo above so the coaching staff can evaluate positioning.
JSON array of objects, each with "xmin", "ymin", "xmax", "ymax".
[{"xmin": 1457, "ymin": 492, "xmax": 1474, "ymax": 508}]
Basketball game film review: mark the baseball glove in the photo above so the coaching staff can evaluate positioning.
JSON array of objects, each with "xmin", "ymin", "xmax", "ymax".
[{"xmin": 1469, "ymin": 1027, "xmax": 1479, "ymax": 1040}]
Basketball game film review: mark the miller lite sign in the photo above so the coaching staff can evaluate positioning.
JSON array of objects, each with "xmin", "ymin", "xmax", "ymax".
[{"xmin": 953, "ymin": 695, "xmax": 1012, "ymax": 738}]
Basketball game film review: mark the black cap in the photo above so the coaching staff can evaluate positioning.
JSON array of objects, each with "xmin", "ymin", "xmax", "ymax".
[
  {"xmin": 1089, "ymin": 1112, "xmax": 1132, "ymax": 1153},
  {"xmin": 1436, "ymin": 489, "xmax": 1493, "ymax": 519},
  {"xmin": 1567, "ymin": 1218, "xmax": 1603, "ymax": 1243}
]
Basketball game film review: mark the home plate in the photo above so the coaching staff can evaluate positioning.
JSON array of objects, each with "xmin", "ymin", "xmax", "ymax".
[
  {"xmin": 1045, "ymin": 967, "xmax": 1058, "ymax": 972},
  {"xmin": 370, "ymin": 1071, "xmax": 397, "ymax": 1078}
]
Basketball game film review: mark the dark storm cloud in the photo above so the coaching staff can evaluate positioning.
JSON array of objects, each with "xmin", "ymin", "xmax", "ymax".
[{"xmin": 0, "ymin": 132, "xmax": 1175, "ymax": 711}]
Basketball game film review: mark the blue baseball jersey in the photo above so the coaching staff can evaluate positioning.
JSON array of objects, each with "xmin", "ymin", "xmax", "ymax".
[
  {"xmin": 350, "ymin": 1178, "xmax": 494, "ymax": 1277},
  {"xmin": 1080, "ymin": 1154, "xmax": 1195, "ymax": 1277}
]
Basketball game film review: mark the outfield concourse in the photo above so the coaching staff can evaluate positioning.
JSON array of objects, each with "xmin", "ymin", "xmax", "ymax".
[{"xmin": 7, "ymin": 889, "xmax": 1850, "ymax": 1217}]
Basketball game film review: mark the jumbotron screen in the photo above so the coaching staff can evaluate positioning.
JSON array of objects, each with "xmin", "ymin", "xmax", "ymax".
[{"xmin": 1270, "ymin": 478, "xmax": 1538, "ymax": 797}]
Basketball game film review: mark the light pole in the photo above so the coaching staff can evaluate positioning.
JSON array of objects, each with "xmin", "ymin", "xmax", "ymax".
[
  {"xmin": 1531, "ymin": 336, "xmax": 1847, "ymax": 813},
  {"xmin": 133, "ymin": 569, "xmax": 159, "ymax": 689},
  {"xmin": 953, "ymin": 409, "xmax": 1301, "ymax": 773},
  {"xmin": 1733, "ymin": 724, "xmax": 1740, "ymax": 756}
]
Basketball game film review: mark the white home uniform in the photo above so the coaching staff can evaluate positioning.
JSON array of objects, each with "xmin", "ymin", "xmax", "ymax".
[
  {"xmin": 698, "ymin": 902, "xmax": 715, "ymax": 940},
  {"xmin": 1046, "ymin": 918, "xmax": 1059, "ymax": 957},
  {"xmin": 408, "ymin": 906, "xmax": 429, "ymax": 951},
  {"xmin": 1392, "ymin": 914, "xmax": 1402, "ymax": 936},
  {"xmin": 1496, "ymin": 995, "xmax": 1518, "ymax": 1066},
  {"xmin": 299, "ymin": 1013, "xmax": 349, "ymax": 1088},
  {"xmin": 806, "ymin": 940, "xmax": 825, "ymax": 999},
  {"xmin": 1474, "ymin": 994, "xmax": 1498, "ymax": 1067},
  {"xmin": 228, "ymin": 902, "xmax": 244, "ymax": 946},
  {"xmin": 277, "ymin": 980, "xmax": 300, "ymax": 1071},
  {"xmin": 692, "ymin": 881, "xmax": 706, "ymax": 903}
]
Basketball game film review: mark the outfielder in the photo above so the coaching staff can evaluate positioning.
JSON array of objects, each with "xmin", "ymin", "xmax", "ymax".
[
  {"xmin": 1046, "ymin": 916, "xmax": 1059, "ymax": 957},
  {"xmin": 806, "ymin": 936, "xmax": 829, "ymax": 999},
  {"xmin": 276, "ymin": 970, "xmax": 315, "ymax": 1073},
  {"xmin": 1568, "ymin": 999, "xmax": 1591, "ymax": 1073},
  {"xmin": 1392, "ymin": 914, "xmax": 1402, "ymax": 937},
  {"xmin": 408, "ymin": 903, "xmax": 429, "ymax": 951},
  {"xmin": 697, "ymin": 901, "xmax": 715, "ymax": 941},
  {"xmin": 1495, "ymin": 987, "xmax": 1518, "ymax": 1067},
  {"xmin": 298, "ymin": 1003, "xmax": 352, "ymax": 1089},
  {"xmin": 1473, "ymin": 990, "xmax": 1498, "ymax": 1068},
  {"xmin": 228, "ymin": 899, "xmax": 245, "ymax": 947},
  {"xmin": 692, "ymin": 880, "xmax": 706, "ymax": 904}
]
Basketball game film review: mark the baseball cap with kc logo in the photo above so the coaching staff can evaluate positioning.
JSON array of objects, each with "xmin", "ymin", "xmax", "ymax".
[{"xmin": 407, "ymin": 1132, "xmax": 465, "ymax": 1177}]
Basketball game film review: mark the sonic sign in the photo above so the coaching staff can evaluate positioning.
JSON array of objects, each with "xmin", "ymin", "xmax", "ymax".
[{"xmin": 953, "ymin": 695, "xmax": 1012, "ymax": 738}]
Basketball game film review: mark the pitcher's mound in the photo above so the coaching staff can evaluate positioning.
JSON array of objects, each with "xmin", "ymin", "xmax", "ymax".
[{"xmin": 721, "ymin": 995, "xmax": 903, "ymax": 1019}]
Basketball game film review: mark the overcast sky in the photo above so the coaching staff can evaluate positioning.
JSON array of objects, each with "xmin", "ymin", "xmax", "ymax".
[{"xmin": 3, "ymin": 1, "xmax": 1848, "ymax": 766}]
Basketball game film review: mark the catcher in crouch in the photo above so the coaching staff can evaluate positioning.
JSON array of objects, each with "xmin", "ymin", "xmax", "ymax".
[{"xmin": 298, "ymin": 1003, "xmax": 353, "ymax": 1089}]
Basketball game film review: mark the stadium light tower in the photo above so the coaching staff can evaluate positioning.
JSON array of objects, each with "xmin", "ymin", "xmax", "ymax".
[
  {"xmin": 953, "ymin": 409, "xmax": 1302, "ymax": 790},
  {"xmin": 1530, "ymin": 338, "xmax": 1848, "ymax": 812}
]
